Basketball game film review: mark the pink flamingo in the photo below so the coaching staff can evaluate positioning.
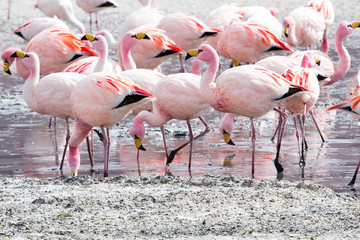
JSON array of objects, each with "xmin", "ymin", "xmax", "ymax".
[
  {"xmin": 187, "ymin": 44, "xmax": 309, "ymax": 177},
  {"xmin": 75, "ymin": 0, "xmax": 118, "ymax": 32},
  {"xmin": 283, "ymin": 6, "xmax": 326, "ymax": 49},
  {"xmin": 7, "ymin": 50, "xmax": 93, "ymax": 170},
  {"xmin": 307, "ymin": 0, "xmax": 335, "ymax": 53},
  {"xmin": 290, "ymin": 21, "xmax": 360, "ymax": 87},
  {"xmin": 117, "ymin": 26, "xmax": 184, "ymax": 70},
  {"xmin": 157, "ymin": 13, "xmax": 220, "ymax": 72},
  {"xmin": 35, "ymin": 0, "xmax": 85, "ymax": 34},
  {"xmin": 3, "ymin": 28, "xmax": 97, "ymax": 79},
  {"xmin": 64, "ymin": 34, "xmax": 121, "ymax": 75},
  {"xmin": 273, "ymin": 53, "xmax": 321, "ymax": 172},
  {"xmin": 69, "ymin": 72, "xmax": 153, "ymax": 176},
  {"xmin": 13, "ymin": 16, "xmax": 69, "ymax": 41},
  {"xmin": 325, "ymin": 73, "xmax": 360, "ymax": 186},
  {"xmin": 216, "ymin": 21, "xmax": 293, "ymax": 64}
]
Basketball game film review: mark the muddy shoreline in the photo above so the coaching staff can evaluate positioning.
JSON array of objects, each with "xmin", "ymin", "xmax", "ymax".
[{"xmin": 1, "ymin": 175, "xmax": 359, "ymax": 239}]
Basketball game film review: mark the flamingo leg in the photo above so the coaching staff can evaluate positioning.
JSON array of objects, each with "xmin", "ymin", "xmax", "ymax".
[
  {"xmin": 160, "ymin": 126, "xmax": 169, "ymax": 158},
  {"xmin": 250, "ymin": 117, "xmax": 256, "ymax": 178},
  {"xmin": 100, "ymin": 126, "xmax": 110, "ymax": 177},
  {"xmin": 89, "ymin": 13, "xmax": 92, "ymax": 33},
  {"xmin": 273, "ymin": 108, "xmax": 287, "ymax": 173},
  {"xmin": 348, "ymin": 159, "xmax": 360, "ymax": 186},
  {"xmin": 60, "ymin": 117, "xmax": 70, "ymax": 170},
  {"xmin": 91, "ymin": 129, "xmax": 94, "ymax": 161},
  {"xmin": 48, "ymin": 116, "xmax": 52, "ymax": 128},
  {"xmin": 186, "ymin": 119, "xmax": 194, "ymax": 169},
  {"xmin": 166, "ymin": 116, "xmax": 210, "ymax": 165},
  {"xmin": 297, "ymin": 115, "xmax": 306, "ymax": 167},
  {"xmin": 86, "ymin": 135, "xmax": 94, "ymax": 167},
  {"xmin": 7, "ymin": 0, "xmax": 11, "ymax": 20},
  {"xmin": 136, "ymin": 149, "xmax": 142, "ymax": 176},
  {"xmin": 309, "ymin": 110, "xmax": 325, "ymax": 142},
  {"xmin": 95, "ymin": 13, "xmax": 99, "ymax": 31},
  {"xmin": 178, "ymin": 53, "xmax": 185, "ymax": 73}
]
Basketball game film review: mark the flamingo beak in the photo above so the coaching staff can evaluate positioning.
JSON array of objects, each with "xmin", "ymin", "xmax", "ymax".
[
  {"xmin": 3, "ymin": 60, "xmax": 11, "ymax": 75},
  {"xmin": 350, "ymin": 21, "xmax": 360, "ymax": 28},
  {"xmin": 11, "ymin": 51, "xmax": 29, "ymax": 59},
  {"xmin": 284, "ymin": 26, "xmax": 289, "ymax": 38},
  {"xmin": 222, "ymin": 130, "xmax": 235, "ymax": 145},
  {"xmin": 81, "ymin": 33, "xmax": 97, "ymax": 42},
  {"xmin": 71, "ymin": 170, "xmax": 78, "ymax": 176},
  {"xmin": 134, "ymin": 135, "xmax": 146, "ymax": 151}
]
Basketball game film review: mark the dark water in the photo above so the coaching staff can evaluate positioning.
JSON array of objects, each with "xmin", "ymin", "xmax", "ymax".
[{"xmin": 1, "ymin": 0, "xmax": 360, "ymax": 198}]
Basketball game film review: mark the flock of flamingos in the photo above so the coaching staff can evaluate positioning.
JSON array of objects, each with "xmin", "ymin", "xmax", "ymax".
[{"xmin": 2, "ymin": 0, "xmax": 360, "ymax": 186}]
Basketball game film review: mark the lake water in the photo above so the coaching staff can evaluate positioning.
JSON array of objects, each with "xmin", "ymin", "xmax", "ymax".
[{"xmin": 1, "ymin": 0, "xmax": 360, "ymax": 197}]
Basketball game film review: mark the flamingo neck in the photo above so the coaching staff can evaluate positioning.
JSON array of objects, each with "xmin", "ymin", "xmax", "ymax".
[
  {"xmin": 200, "ymin": 50, "xmax": 219, "ymax": 107},
  {"xmin": 219, "ymin": 113, "xmax": 235, "ymax": 134},
  {"xmin": 93, "ymin": 39, "xmax": 109, "ymax": 73},
  {"xmin": 68, "ymin": 117, "xmax": 93, "ymax": 172},
  {"xmin": 286, "ymin": 18, "xmax": 298, "ymax": 46},
  {"xmin": 23, "ymin": 59, "xmax": 40, "ymax": 107},
  {"xmin": 137, "ymin": 109, "xmax": 168, "ymax": 128},
  {"xmin": 191, "ymin": 58, "xmax": 201, "ymax": 76},
  {"xmin": 121, "ymin": 36, "xmax": 137, "ymax": 70},
  {"xmin": 328, "ymin": 32, "xmax": 351, "ymax": 85}
]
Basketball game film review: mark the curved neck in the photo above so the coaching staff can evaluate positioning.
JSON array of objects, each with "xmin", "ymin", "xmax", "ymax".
[
  {"xmin": 191, "ymin": 58, "xmax": 201, "ymax": 76},
  {"xmin": 121, "ymin": 34, "xmax": 138, "ymax": 70},
  {"xmin": 137, "ymin": 108, "xmax": 168, "ymax": 127},
  {"xmin": 327, "ymin": 32, "xmax": 351, "ymax": 85},
  {"xmin": 93, "ymin": 38, "xmax": 109, "ymax": 73},
  {"xmin": 200, "ymin": 49, "xmax": 219, "ymax": 107},
  {"xmin": 23, "ymin": 57, "xmax": 40, "ymax": 104}
]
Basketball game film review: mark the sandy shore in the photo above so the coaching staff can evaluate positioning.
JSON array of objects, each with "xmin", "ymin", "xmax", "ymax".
[{"xmin": 0, "ymin": 175, "xmax": 359, "ymax": 239}]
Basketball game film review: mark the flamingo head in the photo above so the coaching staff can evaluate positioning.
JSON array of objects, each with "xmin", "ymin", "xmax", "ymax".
[
  {"xmin": 185, "ymin": 44, "xmax": 219, "ymax": 63},
  {"xmin": 129, "ymin": 115, "xmax": 146, "ymax": 151},
  {"xmin": 301, "ymin": 52, "xmax": 321, "ymax": 69},
  {"xmin": 337, "ymin": 21, "xmax": 360, "ymax": 39},
  {"xmin": 121, "ymin": 32, "xmax": 150, "ymax": 53},
  {"xmin": 268, "ymin": 7, "xmax": 279, "ymax": 18},
  {"xmin": 1, "ymin": 47, "xmax": 22, "ymax": 75},
  {"xmin": 11, "ymin": 51, "xmax": 38, "ymax": 71},
  {"xmin": 81, "ymin": 34, "xmax": 108, "ymax": 52},
  {"xmin": 218, "ymin": 113, "xmax": 235, "ymax": 146},
  {"xmin": 282, "ymin": 17, "xmax": 295, "ymax": 38}
]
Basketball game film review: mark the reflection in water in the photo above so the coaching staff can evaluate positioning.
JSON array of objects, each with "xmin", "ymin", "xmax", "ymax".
[{"xmin": 1, "ymin": 0, "xmax": 360, "ymax": 198}]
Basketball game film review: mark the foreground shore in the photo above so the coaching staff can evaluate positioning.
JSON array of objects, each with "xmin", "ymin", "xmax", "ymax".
[{"xmin": 0, "ymin": 175, "xmax": 359, "ymax": 239}]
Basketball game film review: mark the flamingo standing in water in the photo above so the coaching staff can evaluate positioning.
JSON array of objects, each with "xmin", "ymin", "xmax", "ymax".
[
  {"xmin": 13, "ymin": 16, "xmax": 69, "ymax": 41},
  {"xmin": 64, "ymin": 34, "xmax": 121, "ymax": 75},
  {"xmin": 282, "ymin": 6, "xmax": 326, "ymax": 49},
  {"xmin": 35, "ymin": 0, "xmax": 85, "ymax": 34},
  {"xmin": 325, "ymin": 72, "xmax": 360, "ymax": 186},
  {"xmin": 75, "ymin": 0, "xmax": 118, "ymax": 32},
  {"xmin": 69, "ymin": 72, "xmax": 153, "ymax": 176},
  {"xmin": 187, "ymin": 44, "xmax": 309, "ymax": 177},
  {"xmin": 3, "ymin": 28, "xmax": 97, "ymax": 79},
  {"xmin": 215, "ymin": 21, "xmax": 293, "ymax": 64},
  {"xmin": 157, "ymin": 13, "xmax": 220, "ymax": 72},
  {"xmin": 6, "ymin": 51, "xmax": 93, "ymax": 170}
]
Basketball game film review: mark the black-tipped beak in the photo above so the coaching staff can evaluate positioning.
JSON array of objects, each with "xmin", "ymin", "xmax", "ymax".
[
  {"xmin": 134, "ymin": 135, "xmax": 146, "ymax": 151},
  {"xmin": 222, "ymin": 130, "xmax": 235, "ymax": 145},
  {"xmin": 3, "ymin": 60, "xmax": 11, "ymax": 75},
  {"xmin": 185, "ymin": 53, "xmax": 193, "ymax": 60}
]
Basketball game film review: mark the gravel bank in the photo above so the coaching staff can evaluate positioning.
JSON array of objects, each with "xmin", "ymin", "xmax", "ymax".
[{"xmin": 0, "ymin": 175, "xmax": 359, "ymax": 239}]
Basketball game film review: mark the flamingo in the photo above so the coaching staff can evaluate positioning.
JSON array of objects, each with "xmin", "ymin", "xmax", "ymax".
[
  {"xmin": 273, "ymin": 52, "xmax": 321, "ymax": 172},
  {"xmin": 283, "ymin": 6, "xmax": 326, "ymax": 49},
  {"xmin": 325, "ymin": 72, "xmax": 360, "ymax": 186},
  {"xmin": 118, "ymin": 25, "xmax": 184, "ymax": 70},
  {"xmin": 186, "ymin": 44, "xmax": 310, "ymax": 177},
  {"xmin": 34, "ymin": 0, "xmax": 85, "ymax": 34},
  {"xmin": 3, "ymin": 28, "xmax": 97, "ymax": 79},
  {"xmin": 7, "ymin": 51, "xmax": 94, "ymax": 170},
  {"xmin": 157, "ymin": 13, "xmax": 220, "ymax": 72},
  {"xmin": 64, "ymin": 34, "xmax": 121, "ymax": 75},
  {"xmin": 75, "ymin": 0, "xmax": 118, "ymax": 32},
  {"xmin": 69, "ymin": 72, "xmax": 153, "ymax": 176},
  {"xmin": 129, "ymin": 71, "xmax": 211, "ymax": 170},
  {"xmin": 215, "ymin": 21, "xmax": 293, "ymax": 64},
  {"xmin": 13, "ymin": 16, "xmax": 69, "ymax": 41}
]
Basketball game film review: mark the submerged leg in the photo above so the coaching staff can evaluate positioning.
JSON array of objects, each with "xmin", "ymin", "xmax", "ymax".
[
  {"xmin": 309, "ymin": 110, "xmax": 325, "ymax": 142},
  {"xmin": 348, "ymin": 160, "xmax": 360, "ymax": 186},
  {"xmin": 60, "ymin": 117, "xmax": 70, "ymax": 170},
  {"xmin": 160, "ymin": 126, "xmax": 169, "ymax": 158},
  {"xmin": 250, "ymin": 117, "xmax": 256, "ymax": 178},
  {"xmin": 178, "ymin": 53, "xmax": 185, "ymax": 73},
  {"xmin": 166, "ymin": 117, "xmax": 210, "ymax": 166},
  {"xmin": 101, "ymin": 126, "xmax": 111, "ymax": 177},
  {"xmin": 273, "ymin": 108, "xmax": 287, "ymax": 173},
  {"xmin": 186, "ymin": 119, "xmax": 194, "ymax": 169}
]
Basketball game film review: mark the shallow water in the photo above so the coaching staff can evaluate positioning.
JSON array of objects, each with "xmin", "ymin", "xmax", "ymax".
[{"xmin": 1, "ymin": 0, "xmax": 360, "ymax": 197}]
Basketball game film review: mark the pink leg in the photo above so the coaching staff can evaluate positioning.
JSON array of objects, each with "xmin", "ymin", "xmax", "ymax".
[
  {"xmin": 48, "ymin": 116, "xmax": 52, "ymax": 128},
  {"xmin": 166, "ymin": 116, "xmax": 210, "ymax": 165},
  {"xmin": 100, "ymin": 126, "xmax": 110, "ymax": 177},
  {"xmin": 250, "ymin": 117, "xmax": 256, "ymax": 178},
  {"xmin": 309, "ymin": 110, "xmax": 325, "ymax": 142},
  {"xmin": 60, "ymin": 117, "xmax": 70, "ymax": 170},
  {"xmin": 136, "ymin": 149, "xmax": 142, "ymax": 176},
  {"xmin": 91, "ymin": 129, "xmax": 94, "ymax": 161},
  {"xmin": 160, "ymin": 126, "xmax": 169, "ymax": 158},
  {"xmin": 89, "ymin": 13, "xmax": 92, "ymax": 33},
  {"xmin": 95, "ymin": 13, "xmax": 99, "ymax": 31},
  {"xmin": 185, "ymin": 119, "xmax": 194, "ymax": 169},
  {"xmin": 86, "ymin": 135, "xmax": 94, "ymax": 167},
  {"xmin": 178, "ymin": 54, "xmax": 185, "ymax": 73},
  {"xmin": 7, "ymin": 0, "xmax": 11, "ymax": 20},
  {"xmin": 348, "ymin": 160, "xmax": 360, "ymax": 186},
  {"xmin": 273, "ymin": 108, "xmax": 287, "ymax": 173}
]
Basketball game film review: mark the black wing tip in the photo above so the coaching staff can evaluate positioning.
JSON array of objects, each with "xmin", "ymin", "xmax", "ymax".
[
  {"xmin": 14, "ymin": 31, "xmax": 26, "ymax": 41},
  {"xmin": 113, "ymin": 93, "xmax": 149, "ymax": 109},
  {"xmin": 199, "ymin": 31, "xmax": 219, "ymax": 38},
  {"xmin": 275, "ymin": 87, "xmax": 304, "ymax": 101},
  {"xmin": 154, "ymin": 50, "xmax": 178, "ymax": 58}
]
